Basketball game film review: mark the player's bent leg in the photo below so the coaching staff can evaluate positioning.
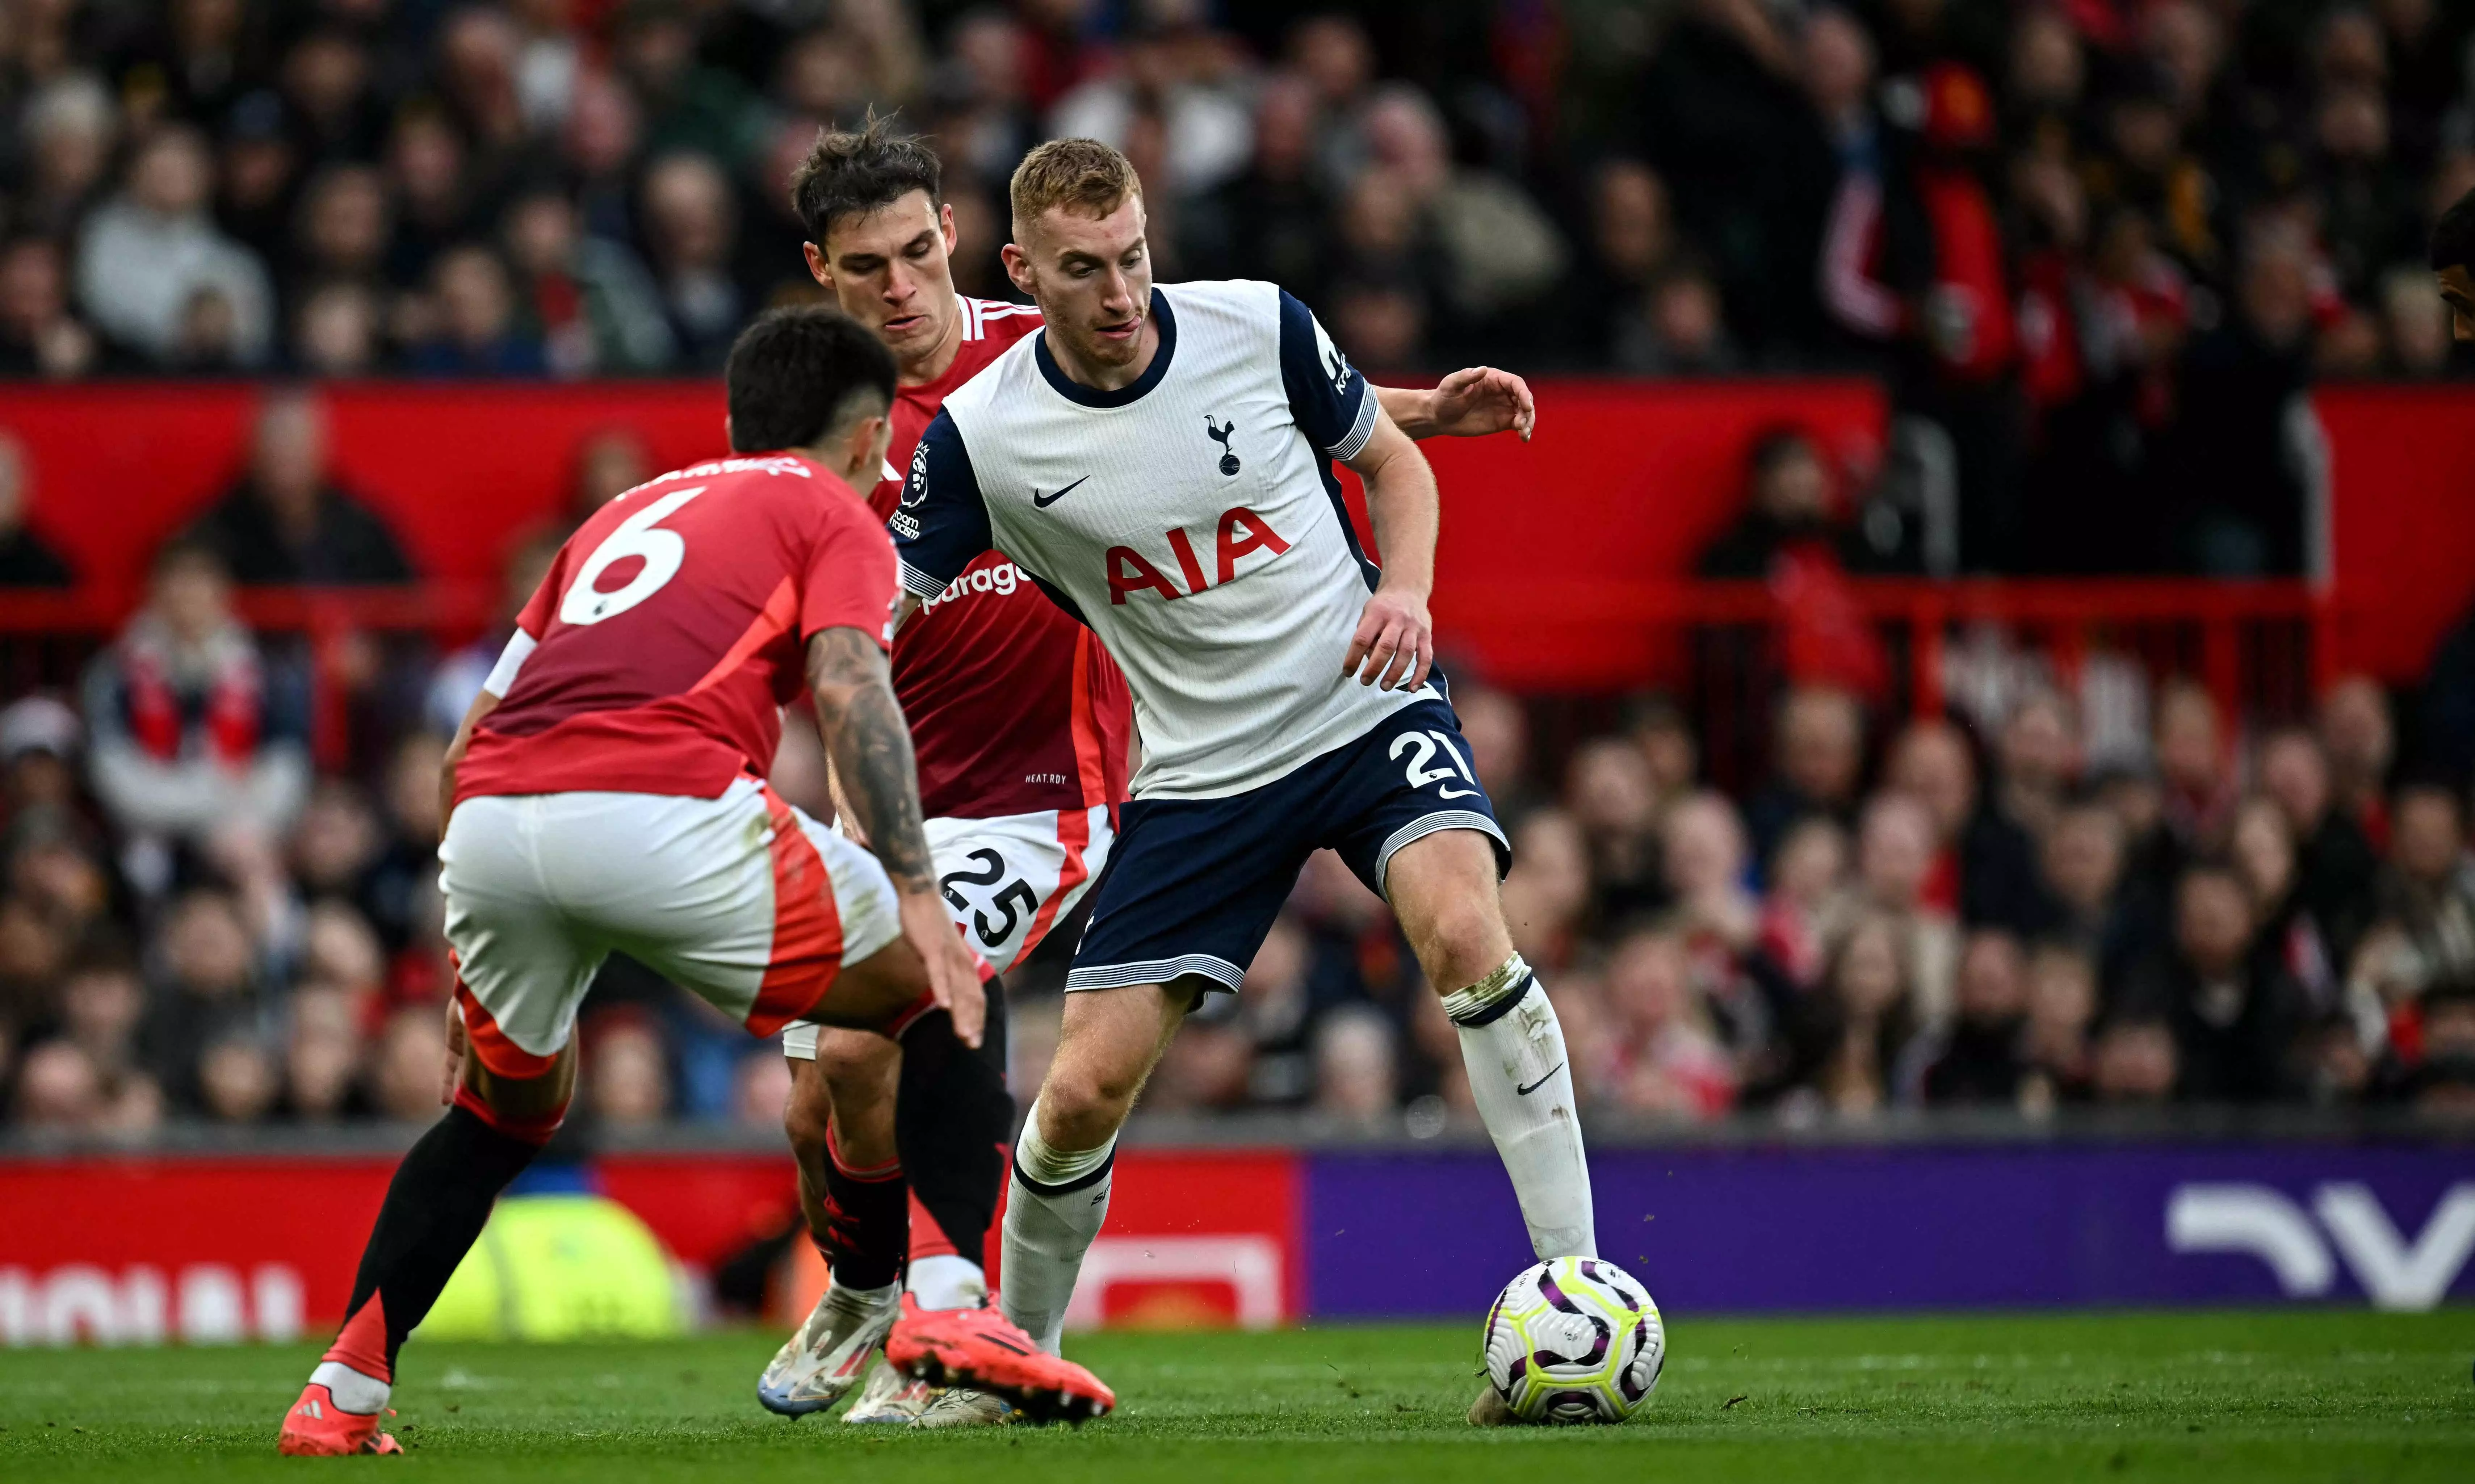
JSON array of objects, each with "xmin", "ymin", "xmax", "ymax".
[
  {"xmin": 760, "ymin": 1043, "xmax": 905, "ymax": 1417},
  {"xmin": 999, "ymin": 982, "xmax": 1189, "ymax": 1358},
  {"xmin": 1385, "ymin": 829, "xmax": 1598, "ymax": 1264},
  {"xmin": 818, "ymin": 934, "xmax": 1112, "ymax": 1421},
  {"xmin": 278, "ymin": 1033, "xmax": 575, "ymax": 1456}
]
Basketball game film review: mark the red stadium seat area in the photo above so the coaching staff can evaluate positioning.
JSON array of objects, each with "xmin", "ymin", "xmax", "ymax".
[{"xmin": 0, "ymin": 374, "xmax": 2472, "ymax": 1147}]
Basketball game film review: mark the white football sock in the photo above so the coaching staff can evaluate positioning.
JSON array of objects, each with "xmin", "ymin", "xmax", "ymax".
[
  {"xmin": 1447, "ymin": 955, "xmax": 1598, "ymax": 1261},
  {"xmin": 998, "ymin": 1101, "xmax": 1115, "ymax": 1354},
  {"xmin": 308, "ymin": 1360, "xmax": 390, "ymax": 1415},
  {"xmin": 906, "ymin": 1254, "xmax": 987, "ymax": 1312}
]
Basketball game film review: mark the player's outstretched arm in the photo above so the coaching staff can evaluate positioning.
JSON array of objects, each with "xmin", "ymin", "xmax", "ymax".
[
  {"xmin": 806, "ymin": 625, "xmax": 986, "ymax": 1046},
  {"xmin": 1340, "ymin": 406, "xmax": 1441, "ymax": 693},
  {"xmin": 1375, "ymin": 368, "xmax": 1536, "ymax": 442}
]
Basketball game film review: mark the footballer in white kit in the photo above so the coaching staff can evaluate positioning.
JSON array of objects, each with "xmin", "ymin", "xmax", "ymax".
[{"xmin": 892, "ymin": 139, "xmax": 1598, "ymax": 1424}]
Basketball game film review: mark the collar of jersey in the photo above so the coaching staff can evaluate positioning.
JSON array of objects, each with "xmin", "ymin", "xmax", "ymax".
[{"xmin": 1033, "ymin": 287, "xmax": 1176, "ymax": 409}]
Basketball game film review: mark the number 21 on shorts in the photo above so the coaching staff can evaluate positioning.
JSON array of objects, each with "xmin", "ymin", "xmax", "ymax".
[
  {"xmin": 561, "ymin": 487, "xmax": 704, "ymax": 626},
  {"xmin": 1393, "ymin": 729, "xmax": 1481, "ymax": 800}
]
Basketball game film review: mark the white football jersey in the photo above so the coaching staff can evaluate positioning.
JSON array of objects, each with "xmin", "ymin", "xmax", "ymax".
[{"xmin": 892, "ymin": 280, "xmax": 1438, "ymax": 799}]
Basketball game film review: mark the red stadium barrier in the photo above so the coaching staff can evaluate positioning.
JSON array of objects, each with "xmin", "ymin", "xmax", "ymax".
[
  {"xmin": 0, "ymin": 379, "xmax": 2464, "ymax": 713},
  {"xmin": 0, "ymin": 1148, "xmax": 1303, "ymax": 1341}
]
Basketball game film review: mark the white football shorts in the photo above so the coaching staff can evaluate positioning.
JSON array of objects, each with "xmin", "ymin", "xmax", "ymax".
[
  {"xmin": 781, "ymin": 804, "xmax": 1113, "ymax": 1060},
  {"xmin": 442, "ymin": 775, "xmax": 903, "ymax": 1076}
]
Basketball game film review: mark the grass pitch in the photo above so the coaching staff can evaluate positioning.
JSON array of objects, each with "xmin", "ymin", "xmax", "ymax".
[{"xmin": 1, "ymin": 1309, "xmax": 2470, "ymax": 1482}]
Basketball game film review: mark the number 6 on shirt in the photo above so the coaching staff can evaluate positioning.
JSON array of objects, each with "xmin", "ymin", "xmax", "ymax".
[{"xmin": 560, "ymin": 487, "xmax": 705, "ymax": 626}]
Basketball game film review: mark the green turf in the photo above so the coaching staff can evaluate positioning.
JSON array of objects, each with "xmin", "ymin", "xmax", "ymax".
[{"xmin": 1, "ymin": 1310, "xmax": 2470, "ymax": 1481}]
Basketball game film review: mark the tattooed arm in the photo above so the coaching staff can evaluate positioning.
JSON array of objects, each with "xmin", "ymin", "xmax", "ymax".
[{"xmin": 806, "ymin": 625, "xmax": 985, "ymax": 1045}]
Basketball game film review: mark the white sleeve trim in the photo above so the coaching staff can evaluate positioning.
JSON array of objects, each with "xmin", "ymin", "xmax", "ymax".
[
  {"xmin": 481, "ymin": 628, "xmax": 538, "ymax": 699},
  {"xmin": 1325, "ymin": 383, "xmax": 1380, "ymax": 462},
  {"xmin": 898, "ymin": 560, "xmax": 951, "ymax": 599}
]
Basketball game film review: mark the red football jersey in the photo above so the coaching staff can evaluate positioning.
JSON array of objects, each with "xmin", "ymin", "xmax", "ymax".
[
  {"xmin": 875, "ymin": 298, "xmax": 1132, "ymax": 821},
  {"xmin": 458, "ymin": 453, "xmax": 898, "ymax": 805}
]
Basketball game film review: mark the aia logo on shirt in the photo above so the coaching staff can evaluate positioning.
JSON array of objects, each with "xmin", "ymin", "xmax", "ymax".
[{"xmin": 1106, "ymin": 506, "xmax": 1289, "ymax": 604}]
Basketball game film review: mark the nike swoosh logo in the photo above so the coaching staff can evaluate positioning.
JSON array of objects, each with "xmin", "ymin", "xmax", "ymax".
[
  {"xmin": 1032, "ymin": 475, "xmax": 1091, "ymax": 508},
  {"xmin": 1515, "ymin": 1064, "xmax": 1564, "ymax": 1097}
]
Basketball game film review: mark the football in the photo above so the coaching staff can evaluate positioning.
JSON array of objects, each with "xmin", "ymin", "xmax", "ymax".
[{"xmin": 1480, "ymin": 1257, "xmax": 1666, "ymax": 1425}]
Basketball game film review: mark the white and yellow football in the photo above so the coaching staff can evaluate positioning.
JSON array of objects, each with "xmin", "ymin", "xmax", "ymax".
[{"xmin": 1479, "ymin": 1257, "xmax": 1665, "ymax": 1424}]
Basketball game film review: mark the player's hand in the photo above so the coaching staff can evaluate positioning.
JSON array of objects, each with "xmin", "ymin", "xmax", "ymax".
[
  {"xmin": 899, "ymin": 888, "xmax": 987, "ymax": 1048},
  {"xmin": 440, "ymin": 996, "xmax": 468, "ymax": 1107},
  {"xmin": 1427, "ymin": 366, "xmax": 1535, "ymax": 442},
  {"xmin": 1345, "ymin": 586, "xmax": 1434, "ymax": 692}
]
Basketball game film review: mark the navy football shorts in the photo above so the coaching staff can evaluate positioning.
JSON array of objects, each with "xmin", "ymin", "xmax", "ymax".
[{"xmin": 1064, "ymin": 697, "xmax": 1510, "ymax": 995}]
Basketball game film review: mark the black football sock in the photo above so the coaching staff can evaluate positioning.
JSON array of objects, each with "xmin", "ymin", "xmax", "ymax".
[
  {"xmin": 319, "ymin": 1104, "xmax": 542, "ymax": 1387},
  {"xmin": 893, "ymin": 981, "xmax": 1011, "ymax": 1286},
  {"xmin": 816, "ymin": 1128, "xmax": 909, "ymax": 1292}
]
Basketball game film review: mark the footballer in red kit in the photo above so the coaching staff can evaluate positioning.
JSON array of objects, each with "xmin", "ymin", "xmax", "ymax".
[
  {"xmin": 758, "ymin": 120, "xmax": 1540, "ymax": 1429},
  {"xmin": 277, "ymin": 309, "xmax": 1113, "ymax": 1458}
]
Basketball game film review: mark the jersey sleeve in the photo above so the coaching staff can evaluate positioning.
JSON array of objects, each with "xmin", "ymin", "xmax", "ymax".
[
  {"xmin": 1278, "ymin": 289, "xmax": 1377, "ymax": 461},
  {"xmin": 510, "ymin": 544, "xmax": 566, "ymax": 641},
  {"xmin": 800, "ymin": 498, "xmax": 903, "ymax": 651},
  {"xmin": 888, "ymin": 409, "xmax": 994, "ymax": 598}
]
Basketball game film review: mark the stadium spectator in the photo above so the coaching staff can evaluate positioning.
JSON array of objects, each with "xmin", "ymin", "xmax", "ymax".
[
  {"xmin": 0, "ymin": 237, "xmax": 100, "ymax": 379},
  {"xmin": 586, "ymin": 1011, "xmax": 673, "ymax": 1128},
  {"xmin": 369, "ymin": 1003, "xmax": 445, "ymax": 1122},
  {"xmin": 1565, "ymin": 738, "xmax": 1665, "ymax": 927},
  {"xmin": 1774, "ymin": 911, "xmax": 1922, "ymax": 1120},
  {"xmin": 0, "ymin": 434, "xmax": 75, "ymax": 587},
  {"xmin": 289, "ymin": 281, "xmax": 383, "ymax": 377},
  {"xmin": 2257, "ymin": 726, "xmax": 2381, "ymax": 962},
  {"xmin": 2020, "ymin": 941, "xmax": 2098, "ymax": 1106},
  {"xmin": 1696, "ymin": 429, "xmax": 1862, "ymax": 580},
  {"xmin": 2125, "ymin": 863, "xmax": 2310, "ymax": 1103},
  {"xmin": 1744, "ymin": 685, "xmax": 1867, "ymax": 871},
  {"xmin": 1499, "ymin": 809, "xmax": 1591, "ymax": 973},
  {"xmin": 2319, "ymin": 676, "xmax": 2398, "ymax": 846},
  {"xmin": 2371, "ymin": 781, "xmax": 2475, "ymax": 990},
  {"xmin": 499, "ymin": 188, "xmax": 674, "ymax": 376},
  {"xmin": 1596, "ymin": 926, "xmax": 1737, "ymax": 1119},
  {"xmin": 142, "ymin": 887, "xmax": 269, "ymax": 1113},
  {"xmin": 639, "ymin": 151, "xmax": 747, "ymax": 370},
  {"xmin": 1311, "ymin": 1007, "xmax": 1400, "ymax": 1125},
  {"xmin": 1660, "ymin": 791, "xmax": 1770, "ymax": 1056},
  {"xmin": 80, "ymin": 541, "xmax": 310, "ymax": 885},
  {"xmin": 2231, "ymin": 795, "xmax": 2340, "ymax": 1009},
  {"xmin": 1920, "ymin": 927, "xmax": 2030, "ymax": 1105},
  {"xmin": 17, "ymin": 73, "xmax": 119, "ymax": 242},
  {"xmin": 406, "ymin": 242, "xmax": 549, "ymax": 377},
  {"xmin": 1183, "ymin": 72, "xmax": 1333, "ymax": 292},
  {"xmin": 2089, "ymin": 1012, "xmax": 2180, "ymax": 1103},
  {"xmin": 75, "ymin": 124, "xmax": 274, "ymax": 367},
  {"xmin": 1759, "ymin": 816, "xmax": 1848, "ymax": 990},
  {"xmin": 186, "ymin": 390, "xmax": 414, "ymax": 584},
  {"xmin": 1847, "ymin": 792, "xmax": 1960, "ymax": 1026}
]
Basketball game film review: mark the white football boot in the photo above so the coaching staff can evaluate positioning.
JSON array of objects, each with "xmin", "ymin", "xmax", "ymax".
[
  {"xmin": 910, "ymin": 1388, "xmax": 1017, "ymax": 1429},
  {"xmin": 757, "ymin": 1284, "xmax": 900, "ymax": 1417},
  {"xmin": 840, "ymin": 1353, "xmax": 940, "ymax": 1424}
]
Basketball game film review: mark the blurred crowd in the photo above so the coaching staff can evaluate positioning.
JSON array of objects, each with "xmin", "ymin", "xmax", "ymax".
[
  {"xmin": 1, "ymin": 2, "xmax": 2472, "ymax": 570},
  {"xmin": 4, "ymin": 476, "xmax": 2475, "ymax": 1138}
]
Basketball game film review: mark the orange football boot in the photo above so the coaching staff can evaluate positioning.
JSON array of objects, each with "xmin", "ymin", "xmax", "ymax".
[
  {"xmin": 883, "ymin": 1296, "xmax": 1115, "ymax": 1425},
  {"xmin": 277, "ymin": 1383, "xmax": 402, "ymax": 1456}
]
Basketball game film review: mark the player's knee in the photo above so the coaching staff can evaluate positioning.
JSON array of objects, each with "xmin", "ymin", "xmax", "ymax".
[
  {"xmin": 1037, "ymin": 1060, "xmax": 1141, "ymax": 1146},
  {"xmin": 816, "ymin": 1032, "xmax": 895, "ymax": 1092},
  {"xmin": 1412, "ymin": 894, "xmax": 1512, "ymax": 991},
  {"xmin": 781, "ymin": 1067, "xmax": 833, "ymax": 1156}
]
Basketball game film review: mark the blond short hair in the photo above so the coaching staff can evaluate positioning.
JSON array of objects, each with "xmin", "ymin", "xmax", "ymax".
[{"xmin": 1009, "ymin": 138, "xmax": 1142, "ymax": 238}]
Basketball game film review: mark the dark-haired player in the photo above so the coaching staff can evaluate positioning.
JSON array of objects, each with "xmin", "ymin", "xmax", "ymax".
[
  {"xmin": 760, "ymin": 117, "xmax": 1541, "ymax": 1428},
  {"xmin": 2434, "ymin": 184, "xmax": 2475, "ymax": 343},
  {"xmin": 275, "ymin": 308, "xmax": 1111, "ymax": 1456}
]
